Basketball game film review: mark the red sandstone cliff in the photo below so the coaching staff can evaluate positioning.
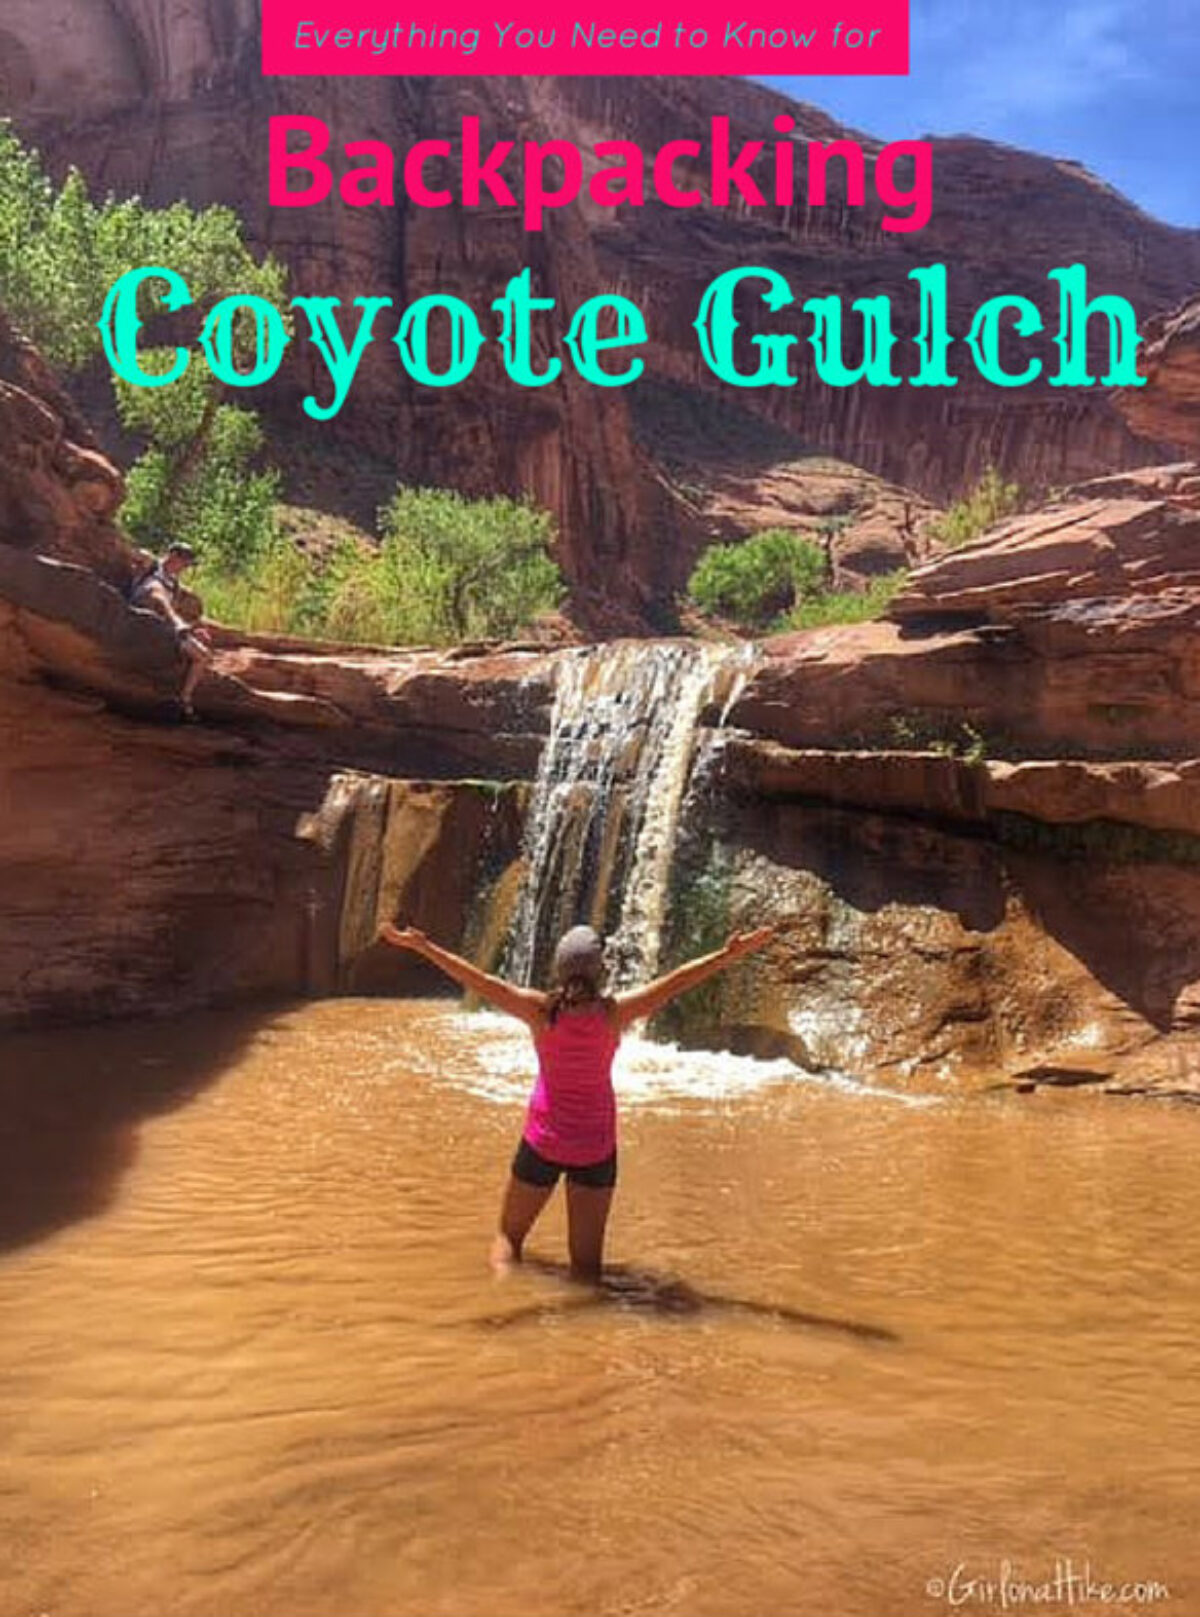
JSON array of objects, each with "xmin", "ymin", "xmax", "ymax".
[
  {"xmin": 2, "ymin": 290, "xmax": 1198, "ymax": 1096},
  {"xmin": 0, "ymin": 306, "xmax": 130, "ymax": 581},
  {"xmin": 710, "ymin": 462, "xmax": 1200, "ymax": 1094},
  {"xmin": 1116, "ymin": 294, "xmax": 1200, "ymax": 454},
  {"xmin": 7, "ymin": 5, "xmax": 1200, "ymax": 620}
]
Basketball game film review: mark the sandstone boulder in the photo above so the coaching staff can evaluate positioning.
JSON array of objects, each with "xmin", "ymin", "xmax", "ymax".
[
  {"xmin": 1116, "ymin": 294, "xmax": 1200, "ymax": 454},
  {"xmin": 0, "ymin": 307, "xmax": 130, "ymax": 583}
]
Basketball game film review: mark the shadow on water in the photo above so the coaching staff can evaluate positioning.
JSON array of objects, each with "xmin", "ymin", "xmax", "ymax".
[
  {"xmin": 0, "ymin": 1005, "xmax": 277, "ymax": 1256},
  {"xmin": 471, "ymin": 1258, "xmax": 899, "ymax": 1342}
]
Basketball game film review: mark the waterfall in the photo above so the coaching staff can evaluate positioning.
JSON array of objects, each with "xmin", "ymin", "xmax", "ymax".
[{"xmin": 505, "ymin": 641, "xmax": 734, "ymax": 990}]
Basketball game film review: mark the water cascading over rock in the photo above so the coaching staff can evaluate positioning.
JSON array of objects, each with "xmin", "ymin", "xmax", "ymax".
[{"xmin": 504, "ymin": 641, "xmax": 738, "ymax": 990}]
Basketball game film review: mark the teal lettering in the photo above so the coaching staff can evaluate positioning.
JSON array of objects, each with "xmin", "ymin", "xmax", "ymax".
[
  {"xmin": 97, "ymin": 266, "xmax": 192, "ymax": 388},
  {"xmin": 1048, "ymin": 264, "xmax": 1144, "ymax": 387},
  {"xmin": 694, "ymin": 267, "xmax": 797, "ymax": 388},
  {"xmin": 199, "ymin": 294, "xmax": 290, "ymax": 387},
  {"xmin": 564, "ymin": 295, "xmax": 647, "ymax": 387},
  {"xmin": 909, "ymin": 264, "xmax": 957, "ymax": 388},
  {"xmin": 294, "ymin": 295, "xmax": 393, "ymax": 420},
  {"xmin": 802, "ymin": 293, "xmax": 899, "ymax": 386},
  {"xmin": 394, "ymin": 294, "xmax": 485, "ymax": 386},
  {"xmin": 967, "ymin": 295, "xmax": 1042, "ymax": 387},
  {"xmin": 491, "ymin": 269, "xmax": 561, "ymax": 387}
]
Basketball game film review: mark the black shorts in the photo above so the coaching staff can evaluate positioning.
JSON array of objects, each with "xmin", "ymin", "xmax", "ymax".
[{"xmin": 512, "ymin": 1137, "xmax": 618, "ymax": 1190}]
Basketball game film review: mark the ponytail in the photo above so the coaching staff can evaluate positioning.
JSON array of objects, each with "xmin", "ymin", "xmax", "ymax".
[{"xmin": 546, "ymin": 972, "xmax": 601, "ymax": 1025}]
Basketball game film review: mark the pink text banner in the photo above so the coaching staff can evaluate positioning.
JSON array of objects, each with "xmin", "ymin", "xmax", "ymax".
[{"xmin": 261, "ymin": 3, "xmax": 909, "ymax": 75}]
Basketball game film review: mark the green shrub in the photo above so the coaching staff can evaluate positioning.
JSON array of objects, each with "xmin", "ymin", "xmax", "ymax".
[
  {"xmin": 786, "ymin": 570, "xmax": 908, "ymax": 629},
  {"xmin": 688, "ymin": 529, "xmax": 827, "ymax": 629},
  {"xmin": 191, "ymin": 541, "xmax": 315, "ymax": 636},
  {"xmin": 374, "ymin": 487, "xmax": 563, "ymax": 644},
  {"xmin": 930, "ymin": 467, "xmax": 1024, "ymax": 549},
  {"xmin": 191, "ymin": 491, "xmax": 564, "ymax": 648},
  {"xmin": 887, "ymin": 713, "xmax": 988, "ymax": 763}
]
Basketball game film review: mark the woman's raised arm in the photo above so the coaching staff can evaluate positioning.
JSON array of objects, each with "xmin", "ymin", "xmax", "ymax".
[
  {"xmin": 611, "ymin": 927, "xmax": 774, "ymax": 1032},
  {"xmin": 378, "ymin": 924, "xmax": 547, "ymax": 1026}
]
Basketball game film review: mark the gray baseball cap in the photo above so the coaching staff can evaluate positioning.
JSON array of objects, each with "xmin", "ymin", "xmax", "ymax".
[{"xmin": 552, "ymin": 925, "xmax": 604, "ymax": 985}]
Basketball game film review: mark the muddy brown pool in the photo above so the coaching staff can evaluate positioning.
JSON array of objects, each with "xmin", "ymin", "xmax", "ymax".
[{"xmin": 1, "ymin": 1000, "xmax": 1197, "ymax": 1617}]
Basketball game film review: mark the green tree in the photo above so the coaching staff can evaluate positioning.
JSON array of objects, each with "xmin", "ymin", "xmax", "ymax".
[
  {"xmin": 373, "ymin": 487, "xmax": 563, "ymax": 644},
  {"xmin": 114, "ymin": 357, "xmax": 281, "ymax": 565},
  {"xmin": 687, "ymin": 529, "xmax": 828, "ymax": 630},
  {"xmin": 0, "ymin": 122, "xmax": 287, "ymax": 565}
]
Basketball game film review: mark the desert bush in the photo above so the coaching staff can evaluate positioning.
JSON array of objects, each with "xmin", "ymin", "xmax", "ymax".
[
  {"xmin": 192, "ymin": 491, "xmax": 563, "ymax": 647},
  {"xmin": 688, "ymin": 529, "xmax": 827, "ymax": 629},
  {"xmin": 786, "ymin": 570, "xmax": 908, "ymax": 629},
  {"xmin": 930, "ymin": 467, "xmax": 1024, "ymax": 549},
  {"xmin": 373, "ymin": 487, "xmax": 563, "ymax": 644}
]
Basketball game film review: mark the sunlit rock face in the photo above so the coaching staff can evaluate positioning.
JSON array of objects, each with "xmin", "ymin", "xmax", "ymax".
[
  {"xmin": 0, "ymin": 306, "xmax": 130, "ymax": 582},
  {"xmin": 1117, "ymin": 295, "xmax": 1200, "ymax": 455}
]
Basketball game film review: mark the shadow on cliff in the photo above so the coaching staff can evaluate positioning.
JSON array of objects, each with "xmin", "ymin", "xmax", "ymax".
[
  {"xmin": 733, "ymin": 799, "xmax": 1008, "ymax": 933},
  {"xmin": 1003, "ymin": 850, "xmax": 1200, "ymax": 1033},
  {"xmin": 0, "ymin": 1006, "xmax": 273, "ymax": 1256},
  {"xmin": 730, "ymin": 798, "xmax": 1200, "ymax": 1033}
]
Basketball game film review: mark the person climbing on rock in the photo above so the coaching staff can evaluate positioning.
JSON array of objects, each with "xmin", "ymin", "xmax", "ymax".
[
  {"xmin": 377, "ymin": 920, "xmax": 775, "ymax": 1280},
  {"xmin": 128, "ymin": 541, "xmax": 213, "ymax": 719}
]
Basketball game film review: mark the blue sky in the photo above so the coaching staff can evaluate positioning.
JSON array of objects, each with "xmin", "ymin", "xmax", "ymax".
[{"xmin": 761, "ymin": 0, "xmax": 1200, "ymax": 228}]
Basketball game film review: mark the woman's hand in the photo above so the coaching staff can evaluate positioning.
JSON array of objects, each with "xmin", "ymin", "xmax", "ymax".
[
  {"xmin": 723, "ymin": 926, "xmax": 775, "ymax": 961},
  {"xmin": 612, "ymin": 926, "xmax": 776, "ymax": 1029},
  {"xmin": 379, "ymin": 923, "xmax": 428, "ymax": 953}
]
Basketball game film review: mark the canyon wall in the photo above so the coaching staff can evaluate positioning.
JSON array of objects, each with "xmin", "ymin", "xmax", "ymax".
[
  {"xmin": 2, "ymin": 298, "xmax": 1197, "ymax": 1095},
  {"xmin": 0, "ymin": 294, "xmax": 551, "ymax": 1021},
  {"xmin": 7, "ymin": 6, "xmax": 1200, "ymax": 618}
]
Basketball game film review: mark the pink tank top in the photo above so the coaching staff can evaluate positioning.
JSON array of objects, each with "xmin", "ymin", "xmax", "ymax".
[{"xmin": 524, "ymin": 1004, "xmax": 620, "ymax": 1165}]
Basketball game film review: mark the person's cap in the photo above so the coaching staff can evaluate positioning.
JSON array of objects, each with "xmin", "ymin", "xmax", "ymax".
[
  {"xmin": 552, "ymin": 925, "xmax": 604, "ymax": 985},
  {"xmin": 165, "ymin": 541, "xmax": 197, "ymax": 564}
]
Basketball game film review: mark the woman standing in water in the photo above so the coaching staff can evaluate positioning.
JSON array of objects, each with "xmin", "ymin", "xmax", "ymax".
[{"xmin": 378, "ymin": 921, "xmax": 773, "ymax": 1279}]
